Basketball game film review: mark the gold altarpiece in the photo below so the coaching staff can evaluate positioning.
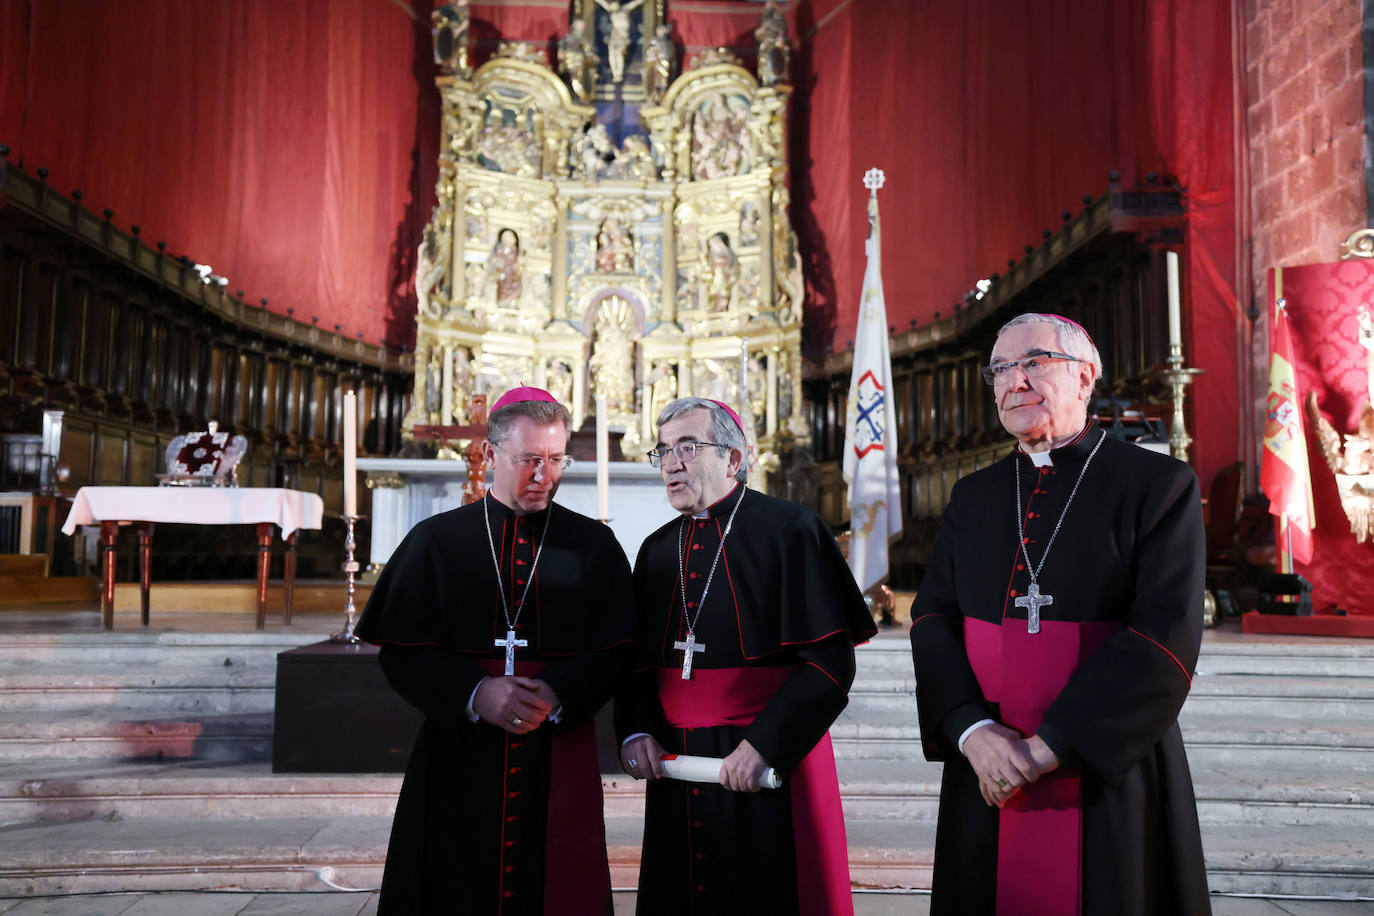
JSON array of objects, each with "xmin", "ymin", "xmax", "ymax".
[{"xmin": 404, "ymin": 8, "xmax": 806, "ymax": 467}]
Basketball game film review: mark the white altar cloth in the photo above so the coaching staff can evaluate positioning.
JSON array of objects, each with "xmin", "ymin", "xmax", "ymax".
[
  {"xmin": 358, "ymin": 458, "xmax": 672, "ymax": 568},
  {"xmin": 62, "ymin": 487, "xmax": 324, "ymax": 538}
]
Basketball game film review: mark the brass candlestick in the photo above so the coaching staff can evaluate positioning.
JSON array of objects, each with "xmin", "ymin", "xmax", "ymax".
[
  {"xmin": 1159, "ymin": 343, "xmax": 1205, "ymax": 462},
  {"xmin": 331, "ymin": 515, "xmax": 362, "ymax": 644}
]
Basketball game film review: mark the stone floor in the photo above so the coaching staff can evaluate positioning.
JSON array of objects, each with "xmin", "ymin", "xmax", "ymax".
[{"xmin": 1, "ymin": 891, "xmax": 1373, "ymax": 914}]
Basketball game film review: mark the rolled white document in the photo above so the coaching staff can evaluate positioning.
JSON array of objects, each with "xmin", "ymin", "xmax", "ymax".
[{"xmin": 658, "ymin": 753, "xmax": 782, "ymax": 790}]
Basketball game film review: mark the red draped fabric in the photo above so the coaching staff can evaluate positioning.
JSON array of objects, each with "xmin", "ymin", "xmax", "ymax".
[
  {"xmin": 1, "ymin": 0, "xmax": 1239, "ymax": 482},
  {"xmin": 792, "ymin": 0, "xmax": 1237, "ymax": 488},
  {"xmin": 0, "ymin": 0, "xmax": 437, "ymax": 349}
]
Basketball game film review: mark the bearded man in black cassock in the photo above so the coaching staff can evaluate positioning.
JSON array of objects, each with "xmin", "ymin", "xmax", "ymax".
[
  {"xmin": 910, "ymin": 313, "xmax": 1211, "ymax": 915},
  {"xmin": 357, "ymin": 387, "xmax": 635, "ymax": 915},
  {"xmin": 616, "ymin": 397, "xmax": 877, "ymax": 916}
]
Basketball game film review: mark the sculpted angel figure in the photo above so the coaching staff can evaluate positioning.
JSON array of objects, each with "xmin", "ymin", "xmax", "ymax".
[{"xmin": 594, "ymin": 0, "xmax": 645, "ymax": 84}]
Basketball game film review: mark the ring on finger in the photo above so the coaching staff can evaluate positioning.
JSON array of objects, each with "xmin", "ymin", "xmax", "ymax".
[
  {"xmin": 996, "ymin": 777, "xmax": 1009, "ymax": 789},
  {"xmin": 512, "ymin": 717, "xmax": 523, "ymax": 726},
  {"xmin": 629, "ymin": 758, "xmax": 638, "ymax": 768}
]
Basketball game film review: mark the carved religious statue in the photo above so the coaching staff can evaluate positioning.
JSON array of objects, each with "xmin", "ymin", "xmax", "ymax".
[
  {"xmin": 594, "ymin": 0, "xmax": 645, "ymax": 84},
  {"xmin": 702, "ymin": 232, "xmax": 740, "ymax": 312},
  {"xmin": 432, "ymin": 0, "xmax": 471, "ymax": 75},
  {"xmin": 590, "ymin": 315, "xmax": 636, "ymax": 413},
  {"xmin": 488, "ymin": 228, "xmax": 523, "ymax": 305},
  {"xmin": 754, "ymin": 0, "xmax": 790, "ymax": 86},
  {"xmin": 643, "ymin": 23, "xmax": 676, "ymax": 105},
  {"xmin": 596, "ymin": 217, "xmax": 635, "ymax": 273},
  {"xmin": 558, "ymin": 20, "xmax": 598, "ymax": 104},
  {"xmin": 415, "ymin": 218, "xmax": 448, "ymax": 320},
  {"xmin": 691, "ymin": 93, "xmax": 751, "ymax": 180}
]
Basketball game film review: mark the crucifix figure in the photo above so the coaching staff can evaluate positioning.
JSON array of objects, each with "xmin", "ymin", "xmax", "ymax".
[
  {"xmin": 674, "ymin": 631, "xmax": 706, "ymax": 680},
  {"xmin": 1014, "ymin": 582, "xmax": 1053, "ymax": 635},
  {"xmin": 494, "ymin": 628, "xmax": 528, "ymax": 675}
]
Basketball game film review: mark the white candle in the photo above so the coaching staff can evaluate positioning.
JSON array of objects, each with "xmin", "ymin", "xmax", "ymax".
[
  {"xmin": 596, "ymin": 397, "xmax": 609, "ymax": 521},
  {"xmin": 1165, "ymin": 251, "xmax": 1182, "ymax": 347},
  {"xmin": 659, "ymin": 754, "xmax": 782, "ymax": 789},
  {"xmin": 343, "ymin": 390, "xmax": 358, "ymax": 517}
]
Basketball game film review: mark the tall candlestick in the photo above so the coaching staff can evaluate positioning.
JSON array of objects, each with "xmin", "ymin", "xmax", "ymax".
[
  {"xmin": 1165, "ymin": 251, "xmax": 1182, "ymax": 348},
  {"xmin": 596, "ymin": 397, "xmax": 609, "ymax": 521},
  {"xmin": 343, "ymin": 390, "xmax": 358, "ymax": 517}
]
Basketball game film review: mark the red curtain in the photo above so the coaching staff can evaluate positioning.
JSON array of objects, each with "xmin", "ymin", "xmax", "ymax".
[
  {"xmin": 0, "ymin": 0, "xmax": 436, "ymax": 349},
  {"xmin": 2, "ymin": 0, "xmax": 1239, "ymax": 483},
  {"xmin": 793, "ymin": 0, "xmax": 1237, "ymax": 489},
  {"xmin": 1271, "ymin": 260, "xmax": 1374, "ymax": 616}
]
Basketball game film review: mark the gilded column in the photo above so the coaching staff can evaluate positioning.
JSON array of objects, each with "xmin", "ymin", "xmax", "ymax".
[
  {"xmin": 553, "ymin": 193, "xmax": 570, "ymax": 319},
  {"xmin": 441, "ymin": 344, "xmax": 454, "ymax": 424},
  {"xmin": 766, "ymin": 344, "xmax": 778, "ymax": 435},
  {"xmin": 662, "ymin": 194, "xmax": 677, "ymax": 324}
]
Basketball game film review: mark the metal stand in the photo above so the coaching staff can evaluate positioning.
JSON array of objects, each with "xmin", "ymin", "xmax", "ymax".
[
  {"xmin": 331, "ymin": 515, "xmax": 362, "ymax": 644},
  {"xmin": 1159, "ymin": 343, "xmax": 1205, "ymax": 462}
]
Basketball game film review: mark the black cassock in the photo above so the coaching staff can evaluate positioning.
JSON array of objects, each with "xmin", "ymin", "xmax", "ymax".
[
  {"xmin": 910, "ymin": 422, "xmax": 1211, "ymax": 916},
  {"xmin": 357, "ymin": 496, "xmax": 635, "ymax": 916},
  {"xmin": 615, "ymin": 485, "xmax": 877, "ymax": 916}
]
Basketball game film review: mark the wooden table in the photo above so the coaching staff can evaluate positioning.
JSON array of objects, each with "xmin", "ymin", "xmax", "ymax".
[{"xmin": 61, "ymin": 487, "xmax": 324, "ymax": 630}]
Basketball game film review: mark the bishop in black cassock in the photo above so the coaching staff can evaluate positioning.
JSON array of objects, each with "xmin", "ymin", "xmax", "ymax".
[
  {"xmin": 357, "ymin": 388, "xmax": 635, "ymax": 915},
  {"xmin": 910, "ymin": 315, "xmax": 1211, "ymax": 915},
  {"xmin": 616, "ymin": 397, "xmax": 876, "ymax": 916}
]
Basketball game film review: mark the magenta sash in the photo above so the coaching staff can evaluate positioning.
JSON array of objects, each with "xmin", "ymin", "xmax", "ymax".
[
  {"xmin": 476, "ymin": 659, "xmax": 612, "ymax": 916},
  {"xmin": 964, "ymin": 618, "xmax": 1120, "ymax": 916},
  {"xmin": 656, "ymin": 667, "xmax": 854, "ymax": 916}
]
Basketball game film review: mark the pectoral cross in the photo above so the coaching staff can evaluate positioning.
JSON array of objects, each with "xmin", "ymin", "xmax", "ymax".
[
  {"xmin": 1014, "ymin": 582, "xmax": 1053, "ymax": 635},
  {"xmin": 494, "ymin": 628, "xmax": 528, "ymax": 675},
  {"xmin": 674, "ymin": 631, "xmax": 706, "ymax": 680}
]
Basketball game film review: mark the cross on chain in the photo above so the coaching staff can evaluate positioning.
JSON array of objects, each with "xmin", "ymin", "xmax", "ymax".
[
  {"xmin": 494, "ymin": 628, "xmax": 528, "ymax": 676},
  {"xmin": 855, "ymin": 395, "xmax": 884, "ymax": 440},
  {"xmin": 673, "ymin": 631, "xmax": 707, "ymax": 680},
  {"xmin": 1013, "ymin": 582, "xmax": 1053, "ymax": 635}
]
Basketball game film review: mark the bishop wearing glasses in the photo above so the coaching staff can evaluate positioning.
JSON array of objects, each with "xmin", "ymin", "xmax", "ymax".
[
  {"xmin": 615, "ymin": 397, "xmax": 877, "ymax": 916},
  {"xmin": 357, "ymin": 386, "xmax": 636, "ymax": 915},
  {"xmin": 910, "ymin": 314, "xmax": 1209, "ymax": 915}
]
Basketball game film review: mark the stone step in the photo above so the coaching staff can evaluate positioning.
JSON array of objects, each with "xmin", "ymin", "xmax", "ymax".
[
  {"xmin": 843, "ymin": 679, "xmax": 1374, "ymax": 725},
  {"xmin": 0, "ymin": 711, "xmax": 272, "ymax": 762},
  {"xmin": 0, "ymin": 665, "xmax": 278, "ymax": 713},
  {"xmin": 3, "ymin": 753, "xmax": 1371, "ymax": 832},
  {"xmin": 0, "ymin": 632, "xmax": 318, "ymax": 668},
  {"xmin": 1, "ymin": 813, "xmax": 1369, "ymax": 898}
]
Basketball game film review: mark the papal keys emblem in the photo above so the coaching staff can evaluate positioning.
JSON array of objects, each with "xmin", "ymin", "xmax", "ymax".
[{"xmin": 851, "ymin": 370, "xmax": 886, "ymax": 458}]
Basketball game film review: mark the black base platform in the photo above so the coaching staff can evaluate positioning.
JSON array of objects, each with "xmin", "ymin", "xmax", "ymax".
[{"xmin": 272, "ymin": 639, "xmax": 423, "ymax": 773}]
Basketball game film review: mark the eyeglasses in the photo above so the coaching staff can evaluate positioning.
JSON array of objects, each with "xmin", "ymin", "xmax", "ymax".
[
  {"xmin": 981, "ymin": 350, "xmax": 1085, "ymax": 386},
  {"xmin": 491, "ymin": 442, "xmax": 574, "ymax": 471},
  {"xmin": 646, "ymin": 440, "xmax": 728, "ymax": 468}
]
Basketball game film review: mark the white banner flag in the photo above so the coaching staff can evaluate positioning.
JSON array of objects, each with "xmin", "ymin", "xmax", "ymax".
[{"xmin": 842, "ymin": 170, "xmax": 902, "ymax": 593}]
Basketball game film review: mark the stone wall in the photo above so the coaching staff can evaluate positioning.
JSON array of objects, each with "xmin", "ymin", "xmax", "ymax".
[{"xmin": 1246, "ymin": 0, "xmax": 1366, "ymax": 293}]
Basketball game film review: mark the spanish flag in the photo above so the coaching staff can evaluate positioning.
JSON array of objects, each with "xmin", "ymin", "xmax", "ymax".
[{"xmin": 1260, "ymin": 268, "xmax": 1315, "ymax": 565}]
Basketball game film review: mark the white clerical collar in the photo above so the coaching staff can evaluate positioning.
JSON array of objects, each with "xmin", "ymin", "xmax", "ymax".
[{"xmin": 1026, "ymin": 450, "xmax": 1054, "ymax": 468}]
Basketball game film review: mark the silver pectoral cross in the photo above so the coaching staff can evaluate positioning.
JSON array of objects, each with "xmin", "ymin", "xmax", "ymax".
[
  {"xmin": 1014, "ymin": 582, "xmax": 1053, "ymax": 635},
  {"xmin": 674, "ymin": 631, "xmax": 706, "ymax": 680},
  {"xmin": 494, "ymin": 628, "xmax": 528, "ymax": 676}
]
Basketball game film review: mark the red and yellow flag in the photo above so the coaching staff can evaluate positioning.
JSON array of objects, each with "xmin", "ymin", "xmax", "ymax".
[{"xmin": 1260, "ymin": 268, "xmax": 1314, "ymax": 565}]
